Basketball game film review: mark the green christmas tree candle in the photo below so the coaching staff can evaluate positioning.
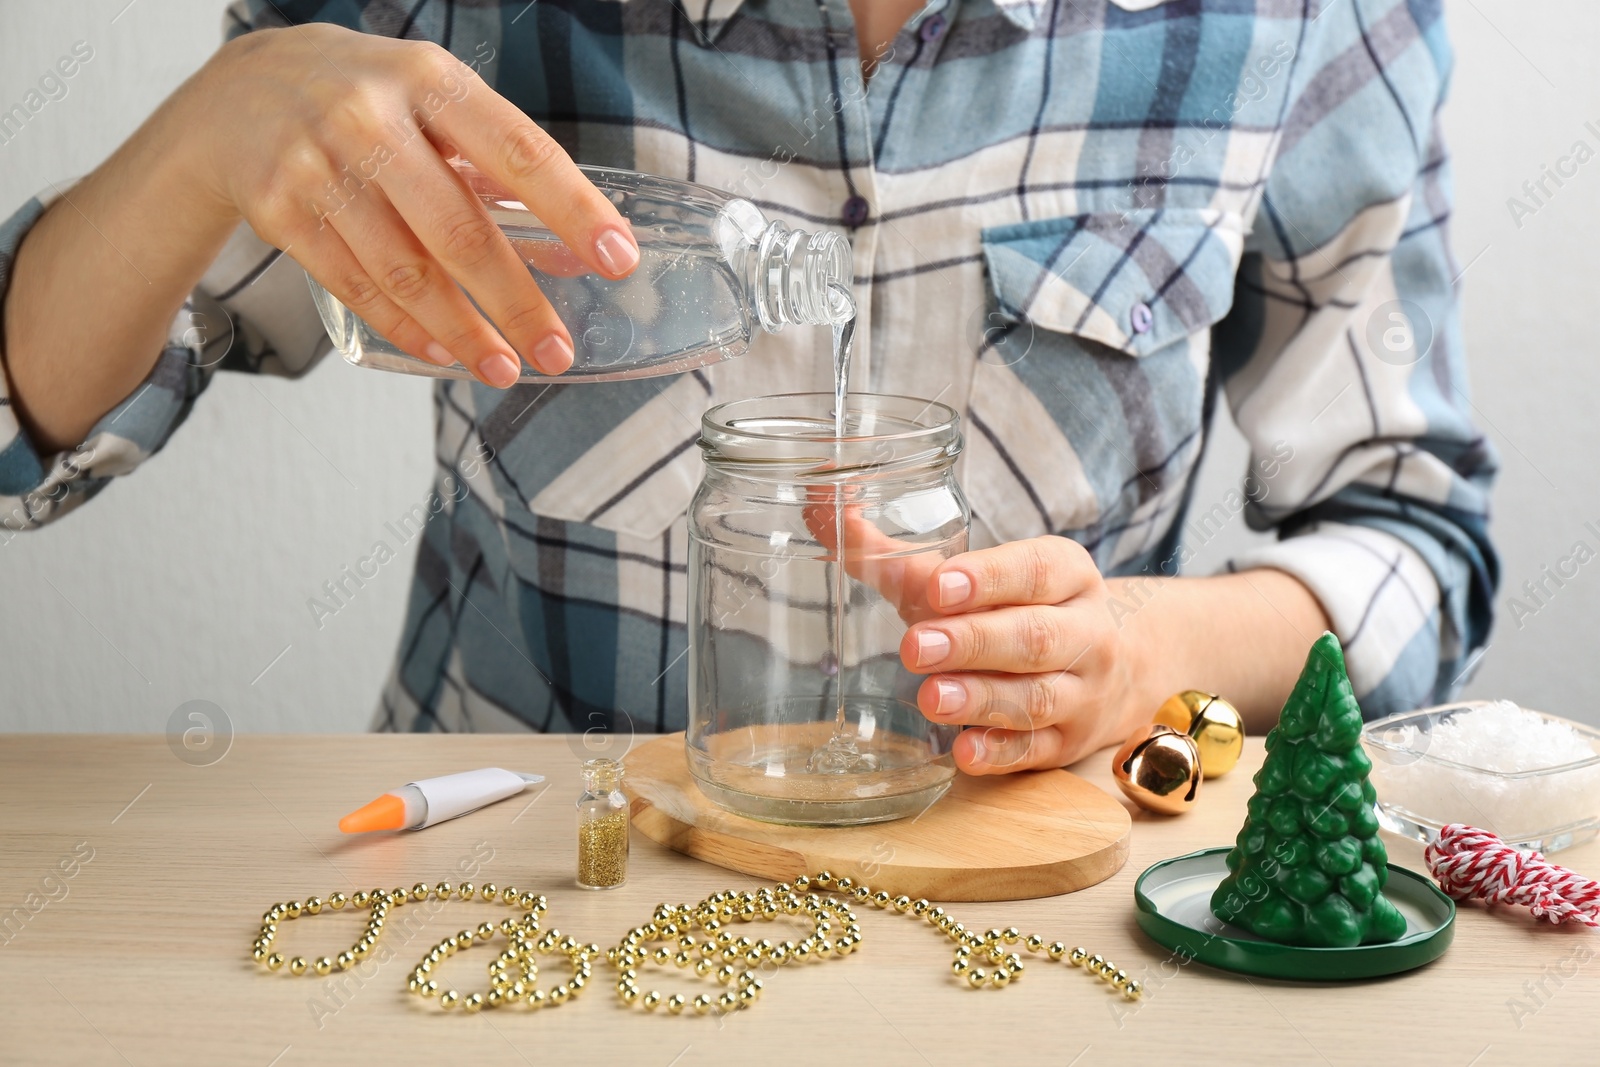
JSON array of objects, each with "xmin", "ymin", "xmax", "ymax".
[{"xmin": 1210, "ymin": 632, "xmax": 1407, "ymax": 948}]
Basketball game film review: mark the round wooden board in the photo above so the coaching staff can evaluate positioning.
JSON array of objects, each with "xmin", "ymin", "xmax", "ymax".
[{"xmin": 624, "ymin": 733, "xmax": 1131, "ymax": 901}]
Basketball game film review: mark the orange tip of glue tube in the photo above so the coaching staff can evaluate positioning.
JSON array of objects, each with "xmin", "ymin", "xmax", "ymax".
[{"xmin": 339, "ymin": 793, "xmax": 408, "ymax": 834}]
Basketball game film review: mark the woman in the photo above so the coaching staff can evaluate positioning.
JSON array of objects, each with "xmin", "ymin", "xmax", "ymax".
[{"xmin": 0, "ymin": 0, "xmax": 1496, "ymax": 770}]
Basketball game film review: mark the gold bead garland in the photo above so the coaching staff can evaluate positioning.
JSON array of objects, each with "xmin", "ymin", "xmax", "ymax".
[
  {"xmin": 249, "ymin": 870, "xmax": 1140, "ymax": 1014},
  {"xmin": 403, "ymin": 890, "xmax": 601, "ymax": 1013}
]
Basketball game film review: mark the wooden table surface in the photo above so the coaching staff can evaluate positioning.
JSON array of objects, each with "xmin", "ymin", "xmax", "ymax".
[{"xmin": 1, "ymin": 734, "xmax": 1595, "ymax": 1066}]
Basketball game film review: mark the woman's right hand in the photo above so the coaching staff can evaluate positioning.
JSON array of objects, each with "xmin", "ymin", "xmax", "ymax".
[{"xmin": 185, "ymin": 24, "xmax": 640, "ymax": 387}]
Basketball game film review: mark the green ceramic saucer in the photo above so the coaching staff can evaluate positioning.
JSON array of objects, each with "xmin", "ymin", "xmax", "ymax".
[{"xmin": 1133, "ymin": 847, "xmax": 1455, "ymax": 980}]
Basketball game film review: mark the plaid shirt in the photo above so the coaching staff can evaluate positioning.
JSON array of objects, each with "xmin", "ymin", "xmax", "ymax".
[{"xmin": 0, "ymin": 0, "xmax": 1497, "ymax": 734}]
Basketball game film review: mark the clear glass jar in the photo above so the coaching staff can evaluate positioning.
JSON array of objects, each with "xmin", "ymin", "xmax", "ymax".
[
  {"xmin": 307, "ymin": 161, "xmax": 852, "ymax": 382},
  {"xmin": 575, "ymin": 758, "xmax": 628, "ymax": 889},
  {"xmin": 687, "ymin": 392, "xmax": 969, "ymax": 825}
]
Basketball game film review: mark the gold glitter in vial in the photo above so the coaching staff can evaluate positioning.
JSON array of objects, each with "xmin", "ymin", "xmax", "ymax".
[{"xmin": 577, "ymin": 809, "xmax": 629, "ymax": 889}]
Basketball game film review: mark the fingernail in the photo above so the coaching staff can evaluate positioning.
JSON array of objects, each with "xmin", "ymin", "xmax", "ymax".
[
  {"xmin": 937, "ymin": 571, "xmax": 973, "ymax": 609},
  {"xmin": 932, "ymin": 679, "xmax": 966, "ymax": 717},
  {"xmin": 532, "ymin": 333, "xmax": 574, "ymax": 374},
  {"xmin": 479, "ymin": 352, "xmax": 520, "ymax": 388},
  {"xmin": 915, "ymin": 629, "xmax": 951, "ymax": 669},
  {"xmin": 422, "ymin": 341, "xmax": 456, "ymax": 366},
  {"xmin": 594, "ymin": 227, "xmax": 639, "ymax": 277},
  {"xmin": 965, "ymin": 729, "xmax": 987, "ymax": 765}
]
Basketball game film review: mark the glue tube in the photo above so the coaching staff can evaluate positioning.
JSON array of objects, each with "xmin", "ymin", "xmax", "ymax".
[{"xmin": 338, "ymin": 768, "xmax": 545, "ymax": 832}]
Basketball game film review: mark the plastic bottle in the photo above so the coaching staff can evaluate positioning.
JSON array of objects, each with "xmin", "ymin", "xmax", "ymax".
[{"xmin": 307, "ymin": 161, "xmax": 854, "ymax": 383}]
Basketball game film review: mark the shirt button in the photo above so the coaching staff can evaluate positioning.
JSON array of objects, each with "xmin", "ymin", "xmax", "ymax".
[
  {"xmin": 919, "ymin": 14, "xmax": 947, "ymax": 42},
  {"xmin": 1130, "ymin": 302, "xmax": 1154, "ymax": 335},
  {"xmin": 841, "ymin": 195, "xmax": 870, "ymax": 227}
]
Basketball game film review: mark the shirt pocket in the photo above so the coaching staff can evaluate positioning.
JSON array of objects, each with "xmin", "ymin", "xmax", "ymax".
[
  {"xmin": 964, "ymin": 208, "xmax": 1244, "ymax": 557},
  {"xmin": 981, "ymin": 208, "xmax": 1243, "ymax": 357}
]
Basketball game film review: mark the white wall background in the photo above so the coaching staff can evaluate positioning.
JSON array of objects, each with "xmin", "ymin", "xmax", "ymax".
[{"xmin": 0, "ymin": 1, "xmax": 1595, "ymax": 732}]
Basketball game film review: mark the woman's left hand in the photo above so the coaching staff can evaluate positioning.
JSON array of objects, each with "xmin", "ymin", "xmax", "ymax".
[{"xmin": 898, "ymin": 536, "xmax": 1149, "ymax": 774}]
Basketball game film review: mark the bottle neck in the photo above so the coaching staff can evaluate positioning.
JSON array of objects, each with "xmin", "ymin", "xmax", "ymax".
[
  {"xmin": 581, "ymin": 758, "xmax": 624, "ymax": 794},
  {"xmin": 751, "ymin": 221, "xmax": 853, "ymax": 332}
]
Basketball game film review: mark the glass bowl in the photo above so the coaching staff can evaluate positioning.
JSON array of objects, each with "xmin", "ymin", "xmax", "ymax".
[{"xmin": 1361, "ymin": 701, "xmax": 1600, "ymax": 853}]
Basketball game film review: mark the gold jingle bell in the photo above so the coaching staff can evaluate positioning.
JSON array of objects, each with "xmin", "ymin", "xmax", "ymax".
[
  {"xmin": 1153, "ymin": 690, "xmax": 1245, "ymax": 778},
  {"xmin": 1111, "ymin": 725, "xmax": 1202, "ymax": 816}
]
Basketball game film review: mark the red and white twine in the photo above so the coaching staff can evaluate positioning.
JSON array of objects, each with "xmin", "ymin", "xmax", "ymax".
[{"xmin": 1424, "ymin": 823, "xmax": 1600, "ymax": 926}]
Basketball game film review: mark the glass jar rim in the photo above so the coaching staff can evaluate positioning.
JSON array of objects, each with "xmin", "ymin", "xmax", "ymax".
[{"xmin": 698, "ymin": 392, "xmax": 961, "ymax": 479}]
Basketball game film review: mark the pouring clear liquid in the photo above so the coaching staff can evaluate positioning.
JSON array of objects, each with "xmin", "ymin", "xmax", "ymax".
[{"xmin": 805, "ymin": 284, "xmax": 880, "ymax": 776}]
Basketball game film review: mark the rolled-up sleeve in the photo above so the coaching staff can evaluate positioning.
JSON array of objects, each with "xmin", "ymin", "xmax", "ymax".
[
  {"xmin": 0, "ymin": 181, "xmax": 331, "ymax": 532},
  {"xmin": 1211, "ymin": 1, "xmax": 1498, "ymax": 717}
]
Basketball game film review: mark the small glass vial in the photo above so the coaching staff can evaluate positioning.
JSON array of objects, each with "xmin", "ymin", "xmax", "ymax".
[{"xmin": 575, "ymin": 758, "xmax": 629, "ymax": 890}]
